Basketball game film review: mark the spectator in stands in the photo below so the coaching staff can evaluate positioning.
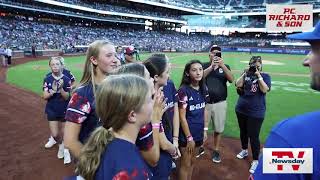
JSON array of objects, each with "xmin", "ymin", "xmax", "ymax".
[
  {"xmin": 235, "ymin": 56, "xmax": 271, "ymax": 174},
  {"xmin": 200, "ymin": 45, "xmax": 234, "ymax": 163}
]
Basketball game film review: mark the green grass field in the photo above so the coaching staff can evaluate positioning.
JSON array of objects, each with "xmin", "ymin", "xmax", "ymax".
[{"xmin": 7, "ymin": 52, "xmax": 319, "ymax": 142}]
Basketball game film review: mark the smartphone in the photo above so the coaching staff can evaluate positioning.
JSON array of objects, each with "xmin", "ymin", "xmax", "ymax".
[
  {"xmin": 213, "ymin": 56, "xmax": 219, "ymax": 63},
  {"xmin": 215, "ymin": 52, "xmax": 221, "ymax": 58}
]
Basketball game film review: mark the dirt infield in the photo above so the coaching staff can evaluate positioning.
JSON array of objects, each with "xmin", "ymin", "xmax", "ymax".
[{"xmin": 0, "ymin": 57, "xmax": 251, "ymax": 180}]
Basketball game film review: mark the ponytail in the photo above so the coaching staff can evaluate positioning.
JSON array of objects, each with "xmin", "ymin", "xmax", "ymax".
[{"xmin": 76, "ymin": 127, "xmax": 113, "ymax": 180}]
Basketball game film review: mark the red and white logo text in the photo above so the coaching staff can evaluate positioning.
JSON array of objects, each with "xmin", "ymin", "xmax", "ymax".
[{"xmin": 263, "ymin": 148, "xmax": 313, "ymax": 174}]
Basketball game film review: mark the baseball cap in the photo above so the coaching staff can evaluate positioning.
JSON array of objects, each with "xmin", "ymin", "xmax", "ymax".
[
  {"xmin": 287, "ymin": 21, "xmax": 320, "ymax": 41},
  {"xmin": 124, "ymin": 46, "xmax": 135, "ymax": 55},
  {"xmin": 210, "ymin": 45, "xmax": 221, "ymax": 52}
]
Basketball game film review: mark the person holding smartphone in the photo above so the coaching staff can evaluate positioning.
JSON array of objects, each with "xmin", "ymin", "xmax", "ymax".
[
  {"xmin": 200, "ymin": 45, "xmax": 234, "ymax": 163},
  {"xmin": 235, "ymin": 56, "xmax": 271, "ymax": 174}
]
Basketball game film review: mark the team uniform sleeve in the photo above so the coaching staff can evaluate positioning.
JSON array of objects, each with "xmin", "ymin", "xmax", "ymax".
[
  {"xmin": 262, "ymin": 73, "xmax": 271, "ymax": 91},
  {"xmin": 177, "ymin": 88, "xmax": 188, "ymax": 109},
  {"xmin": 64, "ymin": 69, "xmax": 76, "ymax": 83},
  {"xmin": 65, "ymin": 91, "xmax": 91, "ymax": 124},
  {"xmin": 43, "ymin": 77, "xmax": 50, "ymax": 92},
  {"xmin": 63, "ymin": 77, "xmax": 72, "ymax": 92},
  {"xmin": 159, "ymin": 122, "xmax": 164, "ymax": 133},
  {"xmin": 172, "ymin": 83, "xmax": 179, "ymax": 104},
  {"xmin": 68, "ymin": 70, "xmax": 76, "ymax": 83},
  {"xmin": 252, "ymin": 131, "xmax": 303, "ymax": 180},
  {"xmin": 136, "ymin": 122, "xmax": 154, "ymax": 151}
]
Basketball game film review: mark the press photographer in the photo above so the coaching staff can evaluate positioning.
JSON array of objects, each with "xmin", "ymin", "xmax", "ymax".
[{"xmin": 234, "ymin": 56, "xmax": 271, "ymax": 174}]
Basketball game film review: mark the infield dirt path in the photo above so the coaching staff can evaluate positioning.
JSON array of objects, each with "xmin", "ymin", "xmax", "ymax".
[{"xmin": 0, "ymin": 57, "xmax": 251, "ymax": 180}]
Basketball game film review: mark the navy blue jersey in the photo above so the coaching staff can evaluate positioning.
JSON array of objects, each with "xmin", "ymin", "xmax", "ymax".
[
  {"xmin": 46, "ymin": 69, "xmax": 75, "ymax": 83},
  {"xmin": 95, "ymin": 138, "xmax": 152, "ymax": 180},
  {"xmin": 178, "ymin": 85, "xmax": 209, "ymax": 142},
  {"xmin": 162, "ymin": 79, "xmax": 178, "ymax": 142},
  {"xmin": 65, "ymin": 83, "xmax": 100, "ymax": 143},
  {"xmin": 150, "ymin": 151, "xmax": 172, "ymax": 180},
  {"xmin": 236, "ymin": 73, "xmax": 271, "ymax": 118},
  {"xmin": 43, "ymin": 74, "xmax": 71, "ymax": 118},
  {"xmin": 253, "ymin": 111, "xmax": 320, "ymax": 180},
  {"xmin": 151, "ymin": 80, "xmax": 177, "ymax": 179}
]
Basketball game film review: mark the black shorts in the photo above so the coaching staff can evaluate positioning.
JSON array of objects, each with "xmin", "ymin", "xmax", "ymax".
[
  {"xmin": 179, "ymin": 140, "xmax": 203, "ymax": 148},
  {"xmin": 47, "ymin": 115, "xmax": 66, "ymax": 122}
]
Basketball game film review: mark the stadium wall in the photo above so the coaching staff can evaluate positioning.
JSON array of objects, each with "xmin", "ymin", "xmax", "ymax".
[
  {"xmin": 222, "ymin": 47, "xmax": 310, "ymax": 55},
  {"xmin": 12, "ymin": 49, "xmax": 62, "ymax": 59}
]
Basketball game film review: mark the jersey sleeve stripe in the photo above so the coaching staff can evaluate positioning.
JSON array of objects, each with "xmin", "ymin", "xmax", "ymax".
[
  {"xmin": 67, "ymin": 108, "xmax": 86, "ymax": 115},
  {"xmin": 138, "ymin": 131, "xmax": 153, "ymax": 141}
]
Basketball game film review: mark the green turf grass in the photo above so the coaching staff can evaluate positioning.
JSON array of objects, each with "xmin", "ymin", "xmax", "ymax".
[{"xmin": 7, "ymin": 52, "xmax": 319, "ymax": 142}]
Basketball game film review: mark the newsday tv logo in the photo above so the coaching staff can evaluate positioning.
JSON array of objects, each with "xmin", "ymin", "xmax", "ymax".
[{"xmin": 263, "ymin": 148, "xmax": 313, "ymax": 173}]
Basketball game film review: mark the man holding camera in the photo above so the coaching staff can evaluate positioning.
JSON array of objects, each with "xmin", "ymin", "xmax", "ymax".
[
  {"xmin": 201, "ymin": 45, "xmax": 234, "ymax": 163},
  {"xmin": 235, "ymin": 56, "xmax": 271, "ymax": 174}
]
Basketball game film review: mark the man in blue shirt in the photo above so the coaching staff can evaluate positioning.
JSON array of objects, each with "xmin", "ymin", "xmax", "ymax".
[{"xmin": 252, "ymin": 21, "xmax": 320, "ymax": 179}]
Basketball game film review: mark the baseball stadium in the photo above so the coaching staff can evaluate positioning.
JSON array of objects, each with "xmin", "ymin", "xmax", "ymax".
[{"xmin": 0, "ymin": 0, "xmax": 319, "ymax": 180}]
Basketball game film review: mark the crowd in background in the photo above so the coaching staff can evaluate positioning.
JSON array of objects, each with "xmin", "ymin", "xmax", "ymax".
[
  {"xmin": 56, "ymin": 0, "xmax": 183, "ymax": 20},
  {"xmin": 0, "ymin": 16, "xmax": 306, "ymax": 53}
]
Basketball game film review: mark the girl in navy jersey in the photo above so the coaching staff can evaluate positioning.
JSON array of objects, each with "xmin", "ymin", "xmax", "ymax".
[
  {"xmin": 178, "ymin": 60, "xmax": 209, "ymax": 180},
  {"xmin": 45, "ymin": 56, "xmax": 76, "ymax": 89},
  {"xmin": 144, "ymin": 54, "xmax": 180, "ymax": 179},
  {"xmin": 116, "ymin": 62, "xmax": 161, "ymax": 167},
  {"xmin": 76, "ymin": 75, "xmax": 158, "ymax": 180},
  {"xmin": 43, "ymin": 57, "xmax": 72, "ymax": 164},
  {"xmin": 64, "ymin": 40, "xmax": 119, "ymax": 159}
]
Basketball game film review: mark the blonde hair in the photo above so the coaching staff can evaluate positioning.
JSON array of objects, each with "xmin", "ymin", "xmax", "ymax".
[
  {"xmin": 76, "ymin": 74, "xmax": 150, "ymax": 180},
  {"xmin": 79, "ymin": 40, "xmax": 113, "ymax": 92}
]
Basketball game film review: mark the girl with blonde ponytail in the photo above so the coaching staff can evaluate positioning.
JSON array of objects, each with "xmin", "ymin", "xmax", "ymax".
[
  {"xmin": 75, "ymin": 74, "xmax": 164, "ymax": 180},
  {"xmin": 64, "ymin": 40, "xmax": 120, "ymax": 158}
]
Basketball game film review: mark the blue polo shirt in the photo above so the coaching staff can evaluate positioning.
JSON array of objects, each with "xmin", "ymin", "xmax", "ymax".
[
  {"xmin": 253, "ymin": 111, "xmax": 320, "ymax": 180},
  {"xmin": 236, "ymin": 73, "xmax": 271, "ymax": 118}
]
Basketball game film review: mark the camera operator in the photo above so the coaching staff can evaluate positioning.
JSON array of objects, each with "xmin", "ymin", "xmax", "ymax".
[{"xmin": 234, "ymin": 56, "xmax": 271, "ymax": 174}]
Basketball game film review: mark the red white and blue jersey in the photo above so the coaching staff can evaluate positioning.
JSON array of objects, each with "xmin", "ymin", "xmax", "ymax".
[
  {"xmin": 95, "ymin": 138, "xmax": 152, "ymax": 180},
  {"xmin": 252, "ymin": 111, "xmax": 320, "ymax": 180},
  {"xmin": 136, "ymin": 122, "xmax": 154, "ymax": 151},
  {"xmin": 43, "ymin": 74, "xmax": 71, "ymax": 118},
  {"xmin": 178, "ymin": 85, "xmax": 209, "ymax": 142},
  {"xmin": 46, "ymin": 69, "xmax": 75, "ymax": 83},
  {"xmin": 65, "ymin": 83, "xmax": 100, "ymax": 143}
]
